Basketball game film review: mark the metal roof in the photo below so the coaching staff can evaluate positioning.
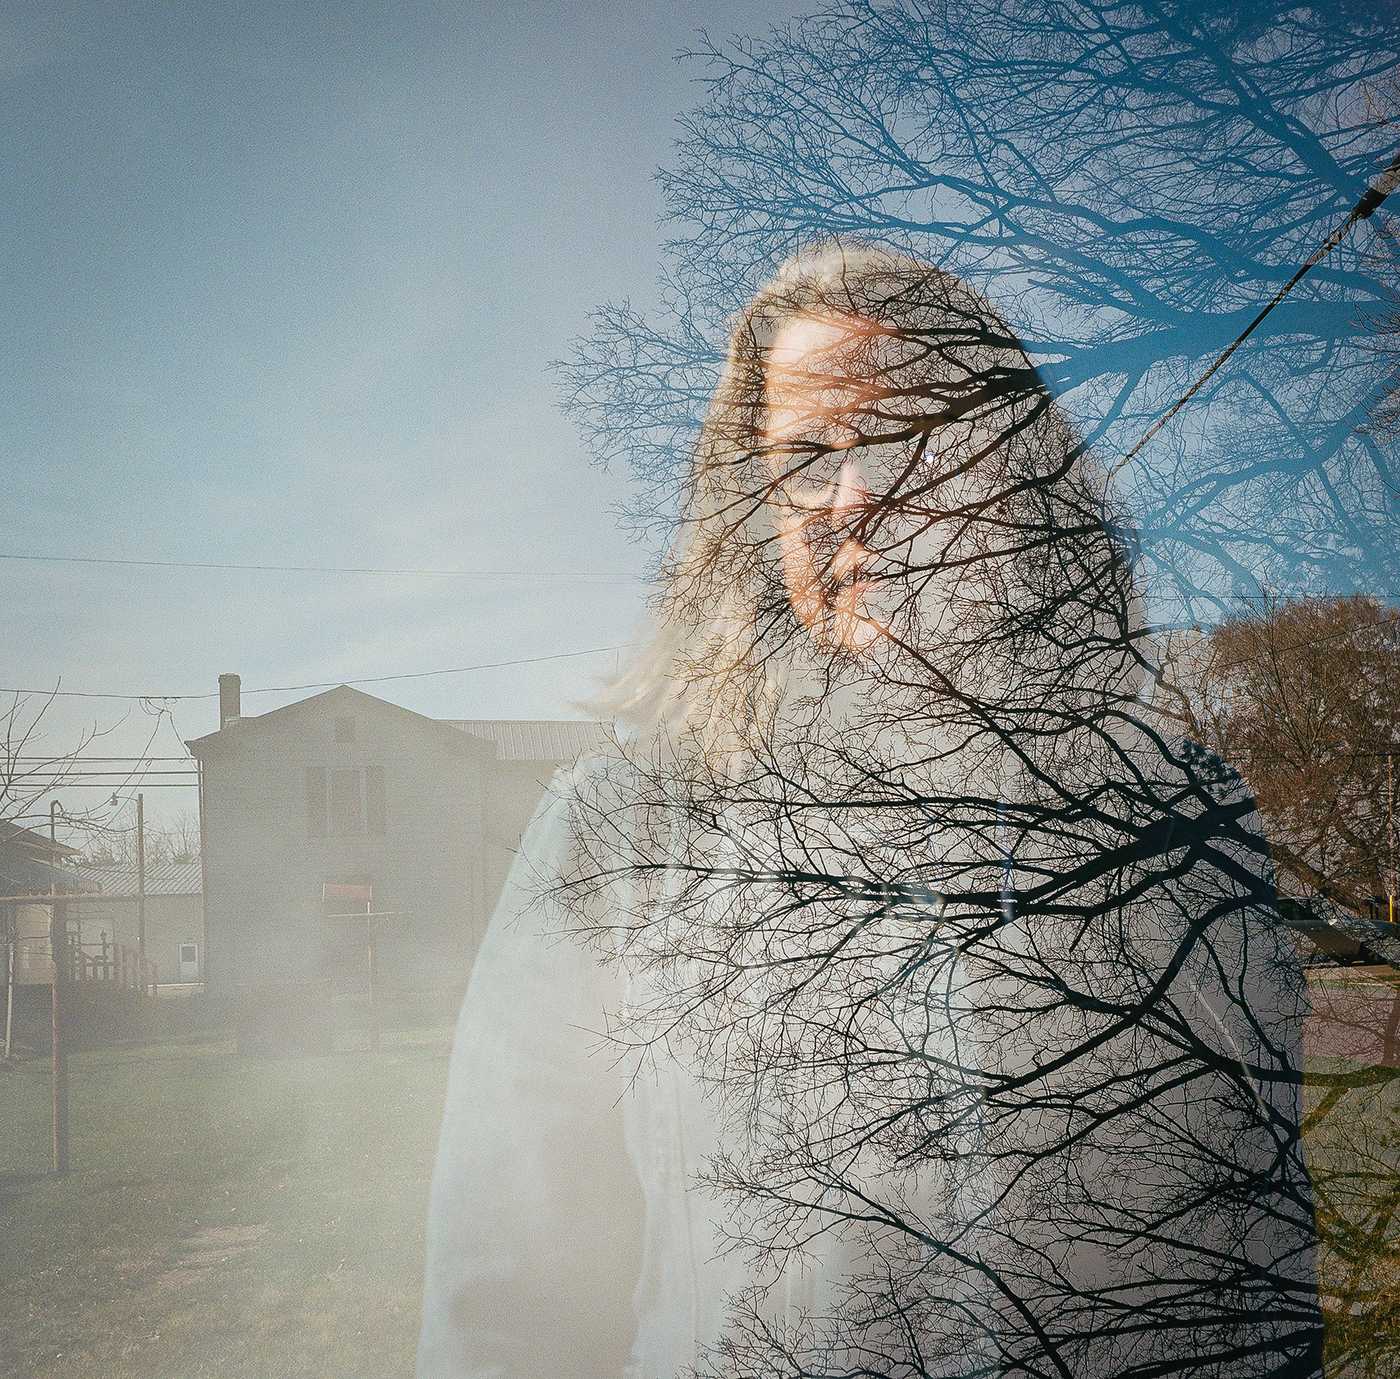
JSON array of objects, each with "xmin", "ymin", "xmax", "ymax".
[
  {"xmin": 183, "ymin": 684, "xmax": 609, "ymax": 765},
  {"xmin": 0, "ymin": 819, "xmax": 82, "ymax": 858},
  {"xmin": 445, "ymin": 719, "xmax": 609, "ymax": 762},
  {"xmin": 71, "ymin": 858, "xmax": 203, "ymax": 897}
]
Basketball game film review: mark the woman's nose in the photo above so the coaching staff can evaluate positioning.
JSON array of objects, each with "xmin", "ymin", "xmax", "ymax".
[
  {"xmin": 830, "ymin": 454, "xmax": 869, "ymax": 517},
  {"xmin": 829, "ymin": 455, "xmax": 873, "ymax": 584}
]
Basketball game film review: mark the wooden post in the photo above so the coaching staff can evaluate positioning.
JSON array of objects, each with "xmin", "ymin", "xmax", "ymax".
[
  {"xmin": 50, "ymin": 901, "xmax": 70, "ymax": 1175},
  {"xmin": 367, "ymin": 920, "xmax": 380, "ymax": 1054},
  {"xmin": 196, "ymin": 757, "xmax": 211, "ymax": 997},
  {"xmin": 4, "ymin": 910, "xmax": 14, "ymax": 1059},
  {"xmin": 99, "ymin": 930, "xmax": 110, "ymax": 982},
  {"xmin": 136, "ymin": 793, "xmax": 148, "ymax": 992}
]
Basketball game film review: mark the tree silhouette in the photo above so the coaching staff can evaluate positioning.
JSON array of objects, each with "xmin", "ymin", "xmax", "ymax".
[
  {"xmin": 0, "ymin": 692, "xmax": 104, "ymax": 882},
  {"xmin": 530, "ymin": 4, "xmax": 1400, "ymax": 1373},
  {"xmin": 540, "ymin": 250, "xmax": 1327, "ymax": 1376},
  {"xmin": 559, "ymin": 1, "xmax": 1400, "ymax": 622}
]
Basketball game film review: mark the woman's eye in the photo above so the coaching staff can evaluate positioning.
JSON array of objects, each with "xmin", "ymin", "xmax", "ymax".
[
  {"xmin": 767, "ymin": 402, "xmax": 865, "ymax": 447},
  {"xmin": 787, "ymin": 484, "xmax": 837, "ymax": 512}
]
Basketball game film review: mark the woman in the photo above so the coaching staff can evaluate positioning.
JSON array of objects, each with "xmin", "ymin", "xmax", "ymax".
[{"xmin": 418, "ymin": 245, "xmax": 1323, "ymax": 1378}]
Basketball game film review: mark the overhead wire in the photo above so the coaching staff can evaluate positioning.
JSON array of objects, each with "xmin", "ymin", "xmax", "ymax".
[
  {"xmin": 7, "ymin": 153, "xmax": 1398, "ymax": 716},
  {"xmin": 0, "ymin": 551, "xmax": 646, "ymax": 583},
  {"xmin": 1107, "ymin": 145, "xmax": 1400, "ymax": 481},
  {"xmin": 0, "ymin": 643, "xmax": 633, "ymax": 703}
]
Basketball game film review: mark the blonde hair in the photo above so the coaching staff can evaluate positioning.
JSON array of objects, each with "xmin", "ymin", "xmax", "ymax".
[{"xmin": 587, "ymin": 241, "xmax": 1138, "ymax": 759}]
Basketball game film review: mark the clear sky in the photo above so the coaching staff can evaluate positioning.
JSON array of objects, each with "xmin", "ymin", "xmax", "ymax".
[{"xmin": 1, "ymin": 1, "xmax": 804, "ymax": 830}]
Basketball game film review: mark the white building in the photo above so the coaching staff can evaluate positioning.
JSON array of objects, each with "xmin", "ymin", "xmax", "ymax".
[{"xmin": 186, "ymin": 676, "xmax": 604, "ymax": 998}]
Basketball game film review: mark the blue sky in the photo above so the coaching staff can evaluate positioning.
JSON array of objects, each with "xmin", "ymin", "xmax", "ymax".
[{"xmin": 1, "ymin": 1, "xmax": 804, "ymax": 827}]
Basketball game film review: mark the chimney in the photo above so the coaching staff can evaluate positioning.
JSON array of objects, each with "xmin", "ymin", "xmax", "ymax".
[{"xmin": 218, "ymin": 673, "xmax": 241, "ymax": 729}]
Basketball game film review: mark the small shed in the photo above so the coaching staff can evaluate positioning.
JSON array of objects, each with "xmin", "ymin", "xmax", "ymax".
[{"xmin": 70, "ymin": 857, "xmax": 205, "ymax": 987}]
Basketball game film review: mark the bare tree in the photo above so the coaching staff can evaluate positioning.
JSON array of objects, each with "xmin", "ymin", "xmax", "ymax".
[
  {"xmin": 443, "ymin": 7, "xmax": 1400, "ymax": 1376},
  {"xmin": 517, "ymin": 252, "xmax": 1328, "ymax": 1377},
  {"xmin": 559, "ymin": 1, "xmax": 1400, "ymax": 622},
  {"xmin": 0, "ymin": 692, "xmax": 109, "ymax": 1050},
  {"xmin": 0, "ymin": 692, "xmax": 106, "ymax": 878},
  {"xmin": 164, "ymin": 809, "xmax": 201, "ymax": 863},
  {"xmin": 1173, "ymin": 595, "xmax": 1400, "ymax": 913},
  {"xmin": 82, "ymin": 809, "xmax": 201, "ymax": 868},
  {"xmin": 539, "ymin": 14, "xmax": 1400, "ymax": 1368}
]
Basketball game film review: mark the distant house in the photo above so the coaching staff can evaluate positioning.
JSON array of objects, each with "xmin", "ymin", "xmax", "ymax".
[
  {"xmin": 2, "ymin": 821, "xmax": 196, "ymax": 990},
  {"xmin": 0, "ymin": 818, "xmax": 82, "ymax": 895},
  {"xmin": 186, "ymin": 675, "xmax": 606, "ymax": 998},
  {"xmin": 70, "ymin": 857, "xmax": 204, "ymax": 987},
  {"xmin": 1, "ymin": 820, "xmax": 86, "ymax": 985}
]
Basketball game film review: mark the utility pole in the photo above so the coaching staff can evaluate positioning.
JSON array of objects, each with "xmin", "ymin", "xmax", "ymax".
[
  {"xmin": 367, "ymin": 916, "xmax": 380, "ymax": 1055},
  {"xmin": 4, "ymin": 907, "xmax": 14, "ymax": 1059},
  {"xmin": 136, "ymin": 792, "xmax": 148, "ymax": 992},
  {"xmin": 49, "ymin": 799, "xmax": 69, "ymax": 1175},
  {"xmin": 50, "ymin": 900, "xmax": 69, "ymax": 1174}
]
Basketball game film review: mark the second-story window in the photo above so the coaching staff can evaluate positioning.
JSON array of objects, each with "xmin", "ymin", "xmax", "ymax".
[
  {"xmin": 330, "ymin": 767, "xmax": 363, "ymax": 835},
  {"xmin": 306, "ymin": 764, "xmax": 386, "ymax": 837}
]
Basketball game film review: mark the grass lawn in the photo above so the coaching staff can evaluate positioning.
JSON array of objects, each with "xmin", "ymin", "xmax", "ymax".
[
  {"xmin": 1304, "ymin": 1058, "xmax": 1400, "ymax": 1379},
  {"xmin": 0, "ymin": 1029, "xmax": 454, "ymax": 1379},
  {"xmin": 1, "ymin": 1028, "xmax": 1396, "ymax": 1378}
]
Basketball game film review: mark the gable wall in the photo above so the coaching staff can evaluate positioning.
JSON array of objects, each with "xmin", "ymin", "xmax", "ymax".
[{"xmin": 200, "ymin": 698, "xmax": 486, "ymax": 997}]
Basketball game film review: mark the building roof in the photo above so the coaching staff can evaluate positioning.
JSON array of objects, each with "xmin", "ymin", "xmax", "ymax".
[
  {"xmin": 0, "ymin": 819, "xmax": 83, "ymax": 859},
  {"xmin": 446, "ymin": 719, "xmax": 609, "ymax": 762},
  {"xmin": 72, "ymin": 858, "xmax": 203, "ymax": 897},
  {"xmin": 184, "ymin": 683, "xmax": 608, "ymax": 765},
  {"xmin": 0, "ymin": 820, "xmax": 88, "ymax": 895},
  {"xmin": 186, "ymin": 684, "xmax": 478, "ymax": 756}
]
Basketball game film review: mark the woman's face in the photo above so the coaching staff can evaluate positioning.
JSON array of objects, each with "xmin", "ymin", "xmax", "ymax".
[
  {"xmin": 758, "ymin": 303, "xmax": 1026, "ymax": 665},
  {"xmin": 760, "ymin": 312, "xmax": 884, "ymax": 655},
  {"xmin": 761, "ymin": 310, "xmax": 946, "ymax": 655}
]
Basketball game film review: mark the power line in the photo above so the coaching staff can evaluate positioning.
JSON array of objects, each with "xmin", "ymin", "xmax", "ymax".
[
  {"xmin": 1109, "ymin": 145, "xmax": 1400, "ymax": 480},
  {"xmin": 10, "ymin": 782, "xmax": 196, "ymax": 790},
  {"xmin": 0, "ymin": 551, "xmax": 647, "ymax": 584},
  {"xmin": 9, "ymin": 757, "xmax": 190, "ymax": 763},
  {"xmin": 9, "ymin": 158, "xmax": 1398, "ymax": 608},
  {"xmin": 0, "ymin": 643, "xmax": 632, "ymax": 702},
  {"xmin": 11, "ymin": 771, "xmax": 197, "ymax": 778}
]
